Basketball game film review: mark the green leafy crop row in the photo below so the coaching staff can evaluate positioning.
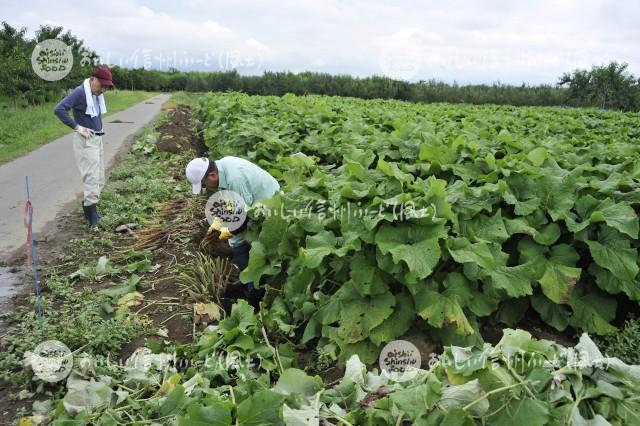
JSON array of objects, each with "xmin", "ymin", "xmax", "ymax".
[
  {"xmin": 198, "ymin": 92, "xmax": 640, "ymax": 363},
  {"xmin": 44, "ymin": 301, "xmax": 640, "ymax": 425}
]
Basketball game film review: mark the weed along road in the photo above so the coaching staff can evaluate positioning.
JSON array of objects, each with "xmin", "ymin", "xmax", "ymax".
[{"xmin": 0, "ymin": 93, "xmax": 171, "ymax": 260}]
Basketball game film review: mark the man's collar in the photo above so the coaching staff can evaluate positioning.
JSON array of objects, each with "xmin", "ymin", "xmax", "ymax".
[{"xmin": 216, "ymin": 160, "xmax": 228, "ymax": 189}]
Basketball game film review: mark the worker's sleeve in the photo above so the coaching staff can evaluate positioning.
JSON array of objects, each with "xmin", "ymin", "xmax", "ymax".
[
  {"xmin": 54, "ymin": 89, "xmax": 80, "ymax": 129},
  {"xmin": 224, "ymin": 180, "xmax": 251, "ymax": 249},
  {"xmin": 228, "ymin": 232, "xmax": 246, "ymax": 248},
  {"xmin": 235, "ymin": 181, "xmax": 255, "ymax": 209}
]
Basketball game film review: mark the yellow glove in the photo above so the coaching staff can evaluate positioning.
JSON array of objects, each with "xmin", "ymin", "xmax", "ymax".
[
  {"xmin": 207, "ymin": 217, "xmax": 234, "ymax": 240},
  {"xmin": 219, "ymin": 227, "xmax": 233, "ymax": 240},
  {"xmin": 207, "ymin": 217, "xmax": 223, "ymax": 235}
]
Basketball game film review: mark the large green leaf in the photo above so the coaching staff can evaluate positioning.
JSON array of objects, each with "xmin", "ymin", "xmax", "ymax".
[
  {"xmin": 503, "ymin": 174, "xmax": 541, "ymax": 216},
  {"xmin": 219, "ymin": 300, "xmax": 257, "ymax": 334},
  {"xmin": 368, "ymin": 292, "xmax": 416, "ymax": 346},
  {"xmin": 583, "ymin": 227, "xmax": 639, "ymax": 281},
  {"xmin": 389, "ymin": 374, "xmax": 442, "ymax": 421},
  {"xmin": 274, "ymin": 369, "xmax": 323, "ymax": 397},
  {"xmin": 591, "ymin": 265, "xmax": 640, "ymax": 301},
  {"xmin": 336, "ymin": 285, "xmax": 396, "ymax": 343},
  {"xmin": 236, "ymin": 390, "xmax": 285, "ymax": 426},
  {"xmin": 178, "ymin": 401, "xmax": 232, "ymax": 426},
  {"xmin": 447, "ymin": 238, "xmax": 497, "ymax": 270},
  {"xmin": 518, "ymin": 240, "xmax": 582, "ymax": 304},
  {"xmin": 258, "ymin": 213, "xmax": 291, "ymax": 254},
  {"xmin": 419, "ymin": 142, "xmax": 457, "ymax": 165},
  {"xmin": 160, "ymin": 385, "xmax": 189, "ymax": 417},
  {"xmin": 282, "ymin": 404, "xmax": 319, "ymax": 426},
  {"xmin": 537, "ymin": 164, "xmax": 578, "ymax": 220},
  {"xmin": 349, "ymin": 254, "xmax": 388, "ymax": 296},
  {"xmin": 414, "ymin": 288, "xmax": 473, "ymax": 335},
  {"xmin": 98, "ymin": 274, "xmax": 140, "ymax": 299},
  {"xmin": 300, "ymin": 230, "xmax": 337, "ymax": 268},
  {"xmin": 492, "ymin": 398, "xmax": 550, "ymax": 426},
  {"xmin": 531, "ymin": 293, "xmax": 570, "ymax": 331},
  {"xmin": 442, "ymin": 272, "xmax": 498, "ymax": 317},
  {"xmin": 440, "ymin": 379, "xmax": 490, "ymax": 417},
  {"xmin": 240, "ymin": 241, "xmax": 281, "ymax": 283},
  {"xmin": 62, "ymin": 378, "xmax": 114, "ymax": 417},
  {"xmin": 376, "ymin": 224, "xmax": 444, "ymax": 281},
  {"xmin": 538, "ymin": 263, "xmax": 581, "ymax": 304},
  {"xmin": 458, "ymin": 210, "xmax": 509, "ymax": 244},
  {"xmin": 488, "ymin": 262, "xmax": 537, "ymax": 297},
  {"xmin": 387, "ymin": 238, "xmax": 441, "ymax": 280},
  {"xmin": 569, "ymin": 290, "xmax": 617, "ymax": 335},
  {"xmin": 576, "ymin": 195, "xmax": 639, "ymax": 239}
]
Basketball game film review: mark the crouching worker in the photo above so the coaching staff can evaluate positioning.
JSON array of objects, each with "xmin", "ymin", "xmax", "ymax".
[
  {"xmin": 54, "ymin": 66, "xmax": 114, "ymax": 227},
  {"xmin": 185, "ymin": 156, "xmax": 280, "ymax": 306}
]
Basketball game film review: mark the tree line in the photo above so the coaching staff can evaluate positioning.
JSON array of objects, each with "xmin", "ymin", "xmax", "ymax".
[
  {"xmin": 2, "ymin": 21, "xmax": 639, "ymax": 112},
  {"xmin": 0, "ymin": 22, "xmax": 99, "ymax": 107}
]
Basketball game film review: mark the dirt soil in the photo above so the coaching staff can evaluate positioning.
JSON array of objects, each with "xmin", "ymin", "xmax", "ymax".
[
  {"xmin": 0, "ymin": 103, "xmax": 582, "ymax": 424},
  {"xmin": 155, "ymin": 105, "xmax": 206, "ymax": 154},
  {"xmin": 0, "ymin": 200, "xmax": 87, "ymax": 424},
  {"xmin": 0, "ymin": 104, "xmax": 222, "ymax": 425}
]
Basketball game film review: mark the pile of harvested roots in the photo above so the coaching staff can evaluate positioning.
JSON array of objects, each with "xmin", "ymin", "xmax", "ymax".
[{"xmin": 118, "ymin": 197, "xmax": 203, "ymax": 252}]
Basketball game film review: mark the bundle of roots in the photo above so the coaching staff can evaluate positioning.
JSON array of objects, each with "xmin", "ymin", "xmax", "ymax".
[{"xmin": 118, "ymin": 198, "xmax": 202, "ymax": 253}]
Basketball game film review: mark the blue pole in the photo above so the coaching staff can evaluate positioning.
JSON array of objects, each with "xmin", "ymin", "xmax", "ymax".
[{"xmin": 25, "ymin": 176, "xmax": 45, "ymax": 340}]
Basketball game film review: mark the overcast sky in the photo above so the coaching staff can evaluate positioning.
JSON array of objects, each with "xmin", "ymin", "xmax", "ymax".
[{"xmin": 4, "ymin": 0, "xmax": 639, "ymax": 84}]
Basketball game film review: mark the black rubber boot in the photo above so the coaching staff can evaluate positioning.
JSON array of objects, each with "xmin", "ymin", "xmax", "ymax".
[
  {"xmin": 85, "ymin": 204, "xmax": 99, "ymax": 228},
  {"xmin": 244, "ymin": 283, "xmax": 265, "ymax": 309}
]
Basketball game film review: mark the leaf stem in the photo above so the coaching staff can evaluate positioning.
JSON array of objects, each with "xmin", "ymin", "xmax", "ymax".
[{"xmin": 463, "ymin": 381, "xmax": 528, "ymax": 411}]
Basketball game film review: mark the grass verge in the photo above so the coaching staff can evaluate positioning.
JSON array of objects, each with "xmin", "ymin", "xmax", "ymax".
[
  {"xmin": 0, "ymin": 90, "xmax": 158, "ymax": 164},
  {"xmin": 593, "ymin": 315, "xmax": 640, "ymax": 365},
  {"xmin": 0, "ymin": 94, "xmax": 199, "ymax": 421}
]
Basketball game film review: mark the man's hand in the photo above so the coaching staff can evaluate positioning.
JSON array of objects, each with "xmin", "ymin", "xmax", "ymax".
[
  {"xmin": 219, "ymin": 227, "xmax": 233, "ymax": 240},
  {"xmin": 207, "ymin": 217, "xmax": 234, "ymax": 240},
  {"xmin": 74, "ymin": 125, "xmax": 90, "ymax": 138},
  {"xmin": 207, "ymin": 217, "xmax": 224, "ymax": 235}
]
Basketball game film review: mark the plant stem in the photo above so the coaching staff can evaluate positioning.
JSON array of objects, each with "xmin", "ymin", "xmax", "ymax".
[
  {"xmin": 259, "ymin": 309, "xmax": 284, "ymax": 375},
  {"xmin": 395, "ymin": 411, "xmax": 404, "ymax": 426},
  {"xmin": 463, "ymin": 382, "xmax": 528, "ymax": 411}
]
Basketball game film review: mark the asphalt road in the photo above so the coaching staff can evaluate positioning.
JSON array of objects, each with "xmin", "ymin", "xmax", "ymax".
[{"xmin": 0, "ymin": 93, "xmax": 171, "ymax": 260}]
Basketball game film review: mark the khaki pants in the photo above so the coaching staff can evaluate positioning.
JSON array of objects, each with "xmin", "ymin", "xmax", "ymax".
[{"xmin": 72, "ymin": 132, "xmax": 105, "ymax": 206}]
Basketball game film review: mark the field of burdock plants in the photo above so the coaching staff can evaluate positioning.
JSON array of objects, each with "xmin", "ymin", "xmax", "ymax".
[{"xmin": 2, "ymin": 93, "xmax": 640, "ymax": 425}]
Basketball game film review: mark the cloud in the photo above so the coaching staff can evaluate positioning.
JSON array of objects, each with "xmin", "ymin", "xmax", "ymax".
[{"xmin": 3, "ymin": 0, "xmax": 639, "ymax": 84}]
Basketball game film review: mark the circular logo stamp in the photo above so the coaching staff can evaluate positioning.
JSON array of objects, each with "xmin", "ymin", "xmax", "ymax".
[
  {"xmin": 205, "ymin": 190, "xmax": 247, "ymax": 233},
  {"xmin": 31, "ymin": 340, "xmax": 73, "ymax": 382},
  {"xmin": 379, "ymin": 339, "xmax": 422, "ymax": 381},
  {"xmin": 31, "ymin": 39, "xmax": 73, "ymax": 81}
]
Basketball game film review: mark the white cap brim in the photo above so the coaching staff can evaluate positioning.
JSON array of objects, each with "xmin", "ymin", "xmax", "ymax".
[{"xmin": 191, "ymin": 182, "xmax": 202, "ymax": 194}]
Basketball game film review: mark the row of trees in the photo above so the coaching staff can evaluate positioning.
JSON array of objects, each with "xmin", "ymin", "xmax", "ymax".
[
  {"xmin": 559, "ymin": 62, "xmax": 640, "ymax": 111},
  {"xmin": 110, "ymin": 67, "xmax": 567, "ymax": 107},
  {"xmin": 2, "ymin": 21, "xmax": 639, "ymax": 112},
  {"xmin": 0, "ymin": 22, "xmax": 99, "ymax": 107}
]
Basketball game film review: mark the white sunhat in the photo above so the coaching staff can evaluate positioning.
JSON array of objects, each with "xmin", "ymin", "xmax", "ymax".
[{"xmin": 185, "ymin": 157, "xmax": 209, "ymax": 194}]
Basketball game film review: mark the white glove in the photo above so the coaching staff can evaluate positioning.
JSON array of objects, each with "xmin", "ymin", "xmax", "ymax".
[{"xmin": 74, "ymin": 125, "xmax": 90, "ymax": 138}]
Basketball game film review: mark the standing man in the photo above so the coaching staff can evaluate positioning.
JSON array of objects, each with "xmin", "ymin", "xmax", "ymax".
[
  {"xmin": 185, "ymin": 156, "xmax": 280, "ymax": 306},
  {"xmin": 54, "ymin": 66, "xmax": 114, "ymax": 227}
]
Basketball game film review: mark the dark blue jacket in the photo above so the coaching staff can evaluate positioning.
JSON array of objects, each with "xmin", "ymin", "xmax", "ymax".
[{"xmin": 54, "ymin": 85, "xmax": 103, "ymax": 131}]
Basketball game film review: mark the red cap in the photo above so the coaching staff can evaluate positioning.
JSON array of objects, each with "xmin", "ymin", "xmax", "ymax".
[{"xmin": 90, "ymin": 66, "xmax": 114, "ymax": 87}]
